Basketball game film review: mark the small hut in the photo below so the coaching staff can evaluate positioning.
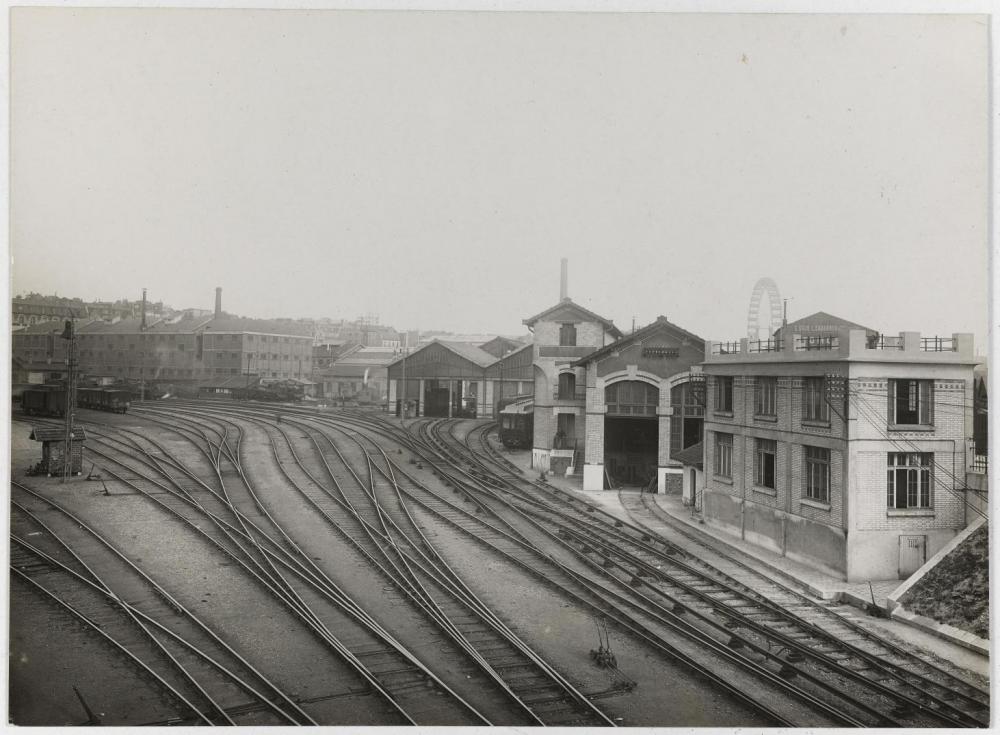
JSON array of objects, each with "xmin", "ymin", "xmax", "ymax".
[{"xmin": 29, "ymin": 426, "xmax": 87, "ymax": 477}]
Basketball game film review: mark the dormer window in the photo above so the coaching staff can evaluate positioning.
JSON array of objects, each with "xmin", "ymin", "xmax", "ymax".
[{"xmin": 559, "ymin": 323, "xmax": 577, "ymax": 346}]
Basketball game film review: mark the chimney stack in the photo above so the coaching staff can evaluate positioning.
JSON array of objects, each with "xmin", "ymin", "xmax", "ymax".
[
  {"xmin": 560, "ymin": 258, "xmax": 568, "ymax": 301},
  {"xmin": 215, "ymin": 287, "xmax": 222, "ymax": 318},
  {"xmin": 140, "ymin": 288, "xmax": 147, "ymax": 330}
]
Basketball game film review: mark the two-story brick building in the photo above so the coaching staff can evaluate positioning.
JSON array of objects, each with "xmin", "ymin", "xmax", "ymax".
[
  {"xmin": 701, "ymin": 325, "xmax": 979, "ymax": 581},
  {"xmin": 524, "ymin": 296, "xmax": 707, "ymax": 492},
  {"xmin": 523, "ymin": 297, "xmax": 623, "ymax": 478}
]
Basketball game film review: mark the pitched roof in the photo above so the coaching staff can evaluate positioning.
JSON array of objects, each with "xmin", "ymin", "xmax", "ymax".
[
  {"xmin": 386, "ymin": 339, "xmax": 498, "ymax": 370},
  {"xmin": 15, "ymin": 319, "xmax": 94, "ymax": 335},
  {"xmin": 199, "ymin": 316, "xmax": 314, "ymax": 337},
  {"xmin": 30, "ymin": 427, "xmax": 88, "ymax": 442},
  {"xmin": 775, "ymin": 311, "xmax": 876, "ymax": 337},
  {"xmin": 438, "ymin": 341, "xmax": 498, "ymax": 368},
  {"xmin": 572, "ymin": 316, "xmax": 705, "ymax": 367},
  {"xmin": 672, "ymin": 441, "xmax": 703, "ymax": 469},
  {"xmin": 522, "ymin": 297, "xmax": 624, "ymax": 338},
  {"xmin": 479, "ymin": 335, "xmax": 528, "ymax": 358}
]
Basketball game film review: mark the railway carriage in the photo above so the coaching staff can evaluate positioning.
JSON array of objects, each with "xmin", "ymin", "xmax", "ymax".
[
  {"xmin": 21, "ymin": 386, "xmax": 68, "ymax": 417},
  {"xmin": 77, "ymin": 387, "xmax": 131, "ymax": 414},
  {"xmin": 498, "ymin": 397, "xmax": 534, "ymax": 449},
  {"xmin": 20, "ymin": 385, "xmax": 131, "ymax": 416}
]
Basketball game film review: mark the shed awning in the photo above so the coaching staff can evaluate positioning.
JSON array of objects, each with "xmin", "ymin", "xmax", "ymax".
[{"xmin": 30, "ymin": 427, "xmax": 88, "ymax": 442}]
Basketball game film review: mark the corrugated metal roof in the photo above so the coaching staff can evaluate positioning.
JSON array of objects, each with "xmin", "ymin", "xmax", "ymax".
[{"xmin": 438, "ymin": 341, "xmax": 498, "ymax": 368}]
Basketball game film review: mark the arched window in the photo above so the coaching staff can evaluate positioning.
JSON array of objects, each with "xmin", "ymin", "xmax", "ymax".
[
  {"xmin": 605, "ymin": 381, "xmax": 659, "ymax": 416},
  {"xmin": 557, "ymin": 372, "xmax": 577, "ymax": 399}
]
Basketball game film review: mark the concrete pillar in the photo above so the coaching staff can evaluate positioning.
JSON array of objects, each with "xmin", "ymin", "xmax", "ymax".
[
  {"xmin": 447, "ymin": 380, "xmax": 454, "ymax": 418},
  {"xmin": 418, "ymin": 379, "xmax": 425, "ymax": 417},
  {"xmin": 476, "ymin": 380, "xmax": 487, "ymax": 417},
  {"xmin": 484, "ymin": 380, "xmax": 495, "ymax": 417},
  {"xmin": 583, "ymin": 414, "xmax": 605, "ymax": 491},
  {"xmin": 388, "ymin": 380, "xmax": 397, "ymax": 413}
]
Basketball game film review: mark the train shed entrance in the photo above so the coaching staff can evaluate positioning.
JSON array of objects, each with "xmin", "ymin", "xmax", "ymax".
[
  {"xmin": 603, "ymin": 381, "xmax": 659, "ymax": 488},
  {"xmin": 387, "ymin": 341, "xmax": 498, "ymax": 418}
]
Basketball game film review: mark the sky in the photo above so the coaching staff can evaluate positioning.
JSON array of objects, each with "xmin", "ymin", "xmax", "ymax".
[{"xmin": 10, "ymin": 10, "xmax": 990, "ymax": 347}]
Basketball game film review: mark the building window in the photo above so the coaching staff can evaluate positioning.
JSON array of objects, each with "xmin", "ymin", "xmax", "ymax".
[
  {"xmin": 887, "ymin": 453, "xmax": 931, "ymax": 509},
  {"xmin": 804, "ymin": 446, "xmax": 830, "ymax": 503},
  {"xmin": 605, "ymin": 381, "xmax": 658, "ymax": 416},
  {"xmin": 755, "ymin": 377, "xmax": 777, "ymax": 416},
  {"xmin": 557, "ymin": 372, "xmax": 577, "ymax": 399},
  {"xmin": 714, "ymin": 432, "xmax": 733, "ymax": 478},
  {"xmin": 559, "ymin": 323, "xmax": 577, "ymax": 347},
  {"xmin": 755, "ymin": 438, "xmax": 776, "ymax": 488},
  {"xmin": 715, "ymin": 376, "xmax": 733, "ymax": 412},
  {"xmin": 803, "ymin": 377, "xmax": 829, "ymax": 422},
  {"xmin": 889, "ymin": 380, "xmax": 933, "ymax": 426}
]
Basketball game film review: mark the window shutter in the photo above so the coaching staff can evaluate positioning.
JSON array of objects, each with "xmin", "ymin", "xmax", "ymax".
[{"xmin": 920, "ymin": 381, "xmax": 933, "ymax": 425}]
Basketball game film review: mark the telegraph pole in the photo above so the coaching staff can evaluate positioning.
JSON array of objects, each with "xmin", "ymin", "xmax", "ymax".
[
  {"xmin": 61, "ymin": 320, "xmax": 76, "ymax": 483},
  {"xmin": 400, "ymin": 336, "xmax": 408, "ymax": 425}
]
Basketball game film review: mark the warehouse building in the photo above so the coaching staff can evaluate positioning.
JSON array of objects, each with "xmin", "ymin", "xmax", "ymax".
[{"xmin": 11, "ymin": 288, "xmax": 313, "ymax": 386}]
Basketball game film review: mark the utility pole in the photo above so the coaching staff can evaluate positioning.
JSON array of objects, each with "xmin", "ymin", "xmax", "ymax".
[
  {"xmin": 400, "ymin": 337, "xmax": 408, "ymax": 423},
  {"xmin": 61, "ymin": 320, "xmax": 76, "ymax": 483}
]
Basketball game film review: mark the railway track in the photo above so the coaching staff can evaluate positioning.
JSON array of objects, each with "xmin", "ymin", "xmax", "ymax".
[
  {"xmin": 13, "ymin": 402, "xmax": 989, "ymax": 727},
  {"xmin": 11, "ymin": 481, "xmax": 317, "ymax": 725},
  {"xmin": 117, "ymin": 404, "xmax": 616, "ymax": 726},
  {"xmin": 18, "ymin": 413, "xmax": 491, "ymax": 726},
  {"xmin": 412, "ymin": 416, "xmax": 990, "ymax": 728}
]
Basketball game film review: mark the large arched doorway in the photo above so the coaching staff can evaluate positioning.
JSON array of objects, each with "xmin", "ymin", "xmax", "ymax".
[{"xmin": 604, "ymin": 380, "xmax": 659, "ymax": 487}]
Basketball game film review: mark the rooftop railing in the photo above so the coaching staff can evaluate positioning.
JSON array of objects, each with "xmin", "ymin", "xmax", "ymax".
[
  {"xmin": 712, "ymin": 341, "xmax": 741, "ymax": 355},
  {"xmin": 748, "ymin": 338, "xmax": 782, "ymax": 353},
  {"xmin": 921, "ymin": 336, "xmax": 956, "ymax": 352},
  {"xmin": 706, "ymin": 330, "xmax": 974, "ymax": 360},
  {"xmin": 867, "ymin": 335, "xmax": 904, "ymax": 350}
]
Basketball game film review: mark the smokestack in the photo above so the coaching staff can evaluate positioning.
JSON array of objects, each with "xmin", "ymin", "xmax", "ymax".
[
  {"xmin": 560, "ymin": 258, "xmax": 568, "ymax": 301},
  {"xmin": 140, "ymin": 288, "xmax": 147, "ymax": 330},
  {"xmin": 215, "ymin": 287, "xmax": 222, "ymax": 318}
]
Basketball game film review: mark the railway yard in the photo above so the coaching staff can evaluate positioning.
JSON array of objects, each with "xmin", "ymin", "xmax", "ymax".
[{"xmin": 8, "ymin": 401, "xmax": 992, "ymax": 728}]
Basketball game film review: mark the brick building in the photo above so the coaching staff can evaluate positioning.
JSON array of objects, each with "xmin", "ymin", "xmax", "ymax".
[
  {"xmin": 11, "ymin": 289, "xmax": 313, "ymax": 386},
  {"xmin": 523, "ymin": 293, "xmax": 707, "ymax": 492},
  {"xmin": 701, "ymin": 325, "xmax": 979, "ymax": 581}
]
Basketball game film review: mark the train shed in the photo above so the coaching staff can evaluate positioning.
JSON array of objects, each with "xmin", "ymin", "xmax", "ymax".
[{"xmin": 387, "ymin": 340, "xmax": 517, "ymax": 418}]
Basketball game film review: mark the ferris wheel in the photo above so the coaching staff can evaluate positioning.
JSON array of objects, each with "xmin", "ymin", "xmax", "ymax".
[{"xmin": 747, "ymin": 278, "xmax": 783, "ymax": 340}]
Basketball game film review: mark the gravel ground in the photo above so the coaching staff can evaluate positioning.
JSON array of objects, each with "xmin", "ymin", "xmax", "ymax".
[{"xmin": 7, "ymin": 408, "xmax": 912, "ymax": 727}]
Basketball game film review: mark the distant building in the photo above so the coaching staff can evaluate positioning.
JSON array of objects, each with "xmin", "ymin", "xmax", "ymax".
[
  {"xmin": 316, "ymin": 345, "xmax": 398, "ymax": 403},
  {"xmin": 701, "ymin": 323, "xmax": 979, "ymax": 581},
  {"xmin": 11, "ymin": 289, "xmax": 313, "ymax": 385}
]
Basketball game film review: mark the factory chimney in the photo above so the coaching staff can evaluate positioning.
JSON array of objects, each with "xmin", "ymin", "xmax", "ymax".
[
  {"xmin": 215, "ymin": 287, "xmax": 222, "ymax": 318},
  {"xmin": 560, "ymin": 258, "xmax": 568, "ymax": 301},
  {"xmin": 140, "ymin": 288, "xmax": 147, "ymax": 330}
]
